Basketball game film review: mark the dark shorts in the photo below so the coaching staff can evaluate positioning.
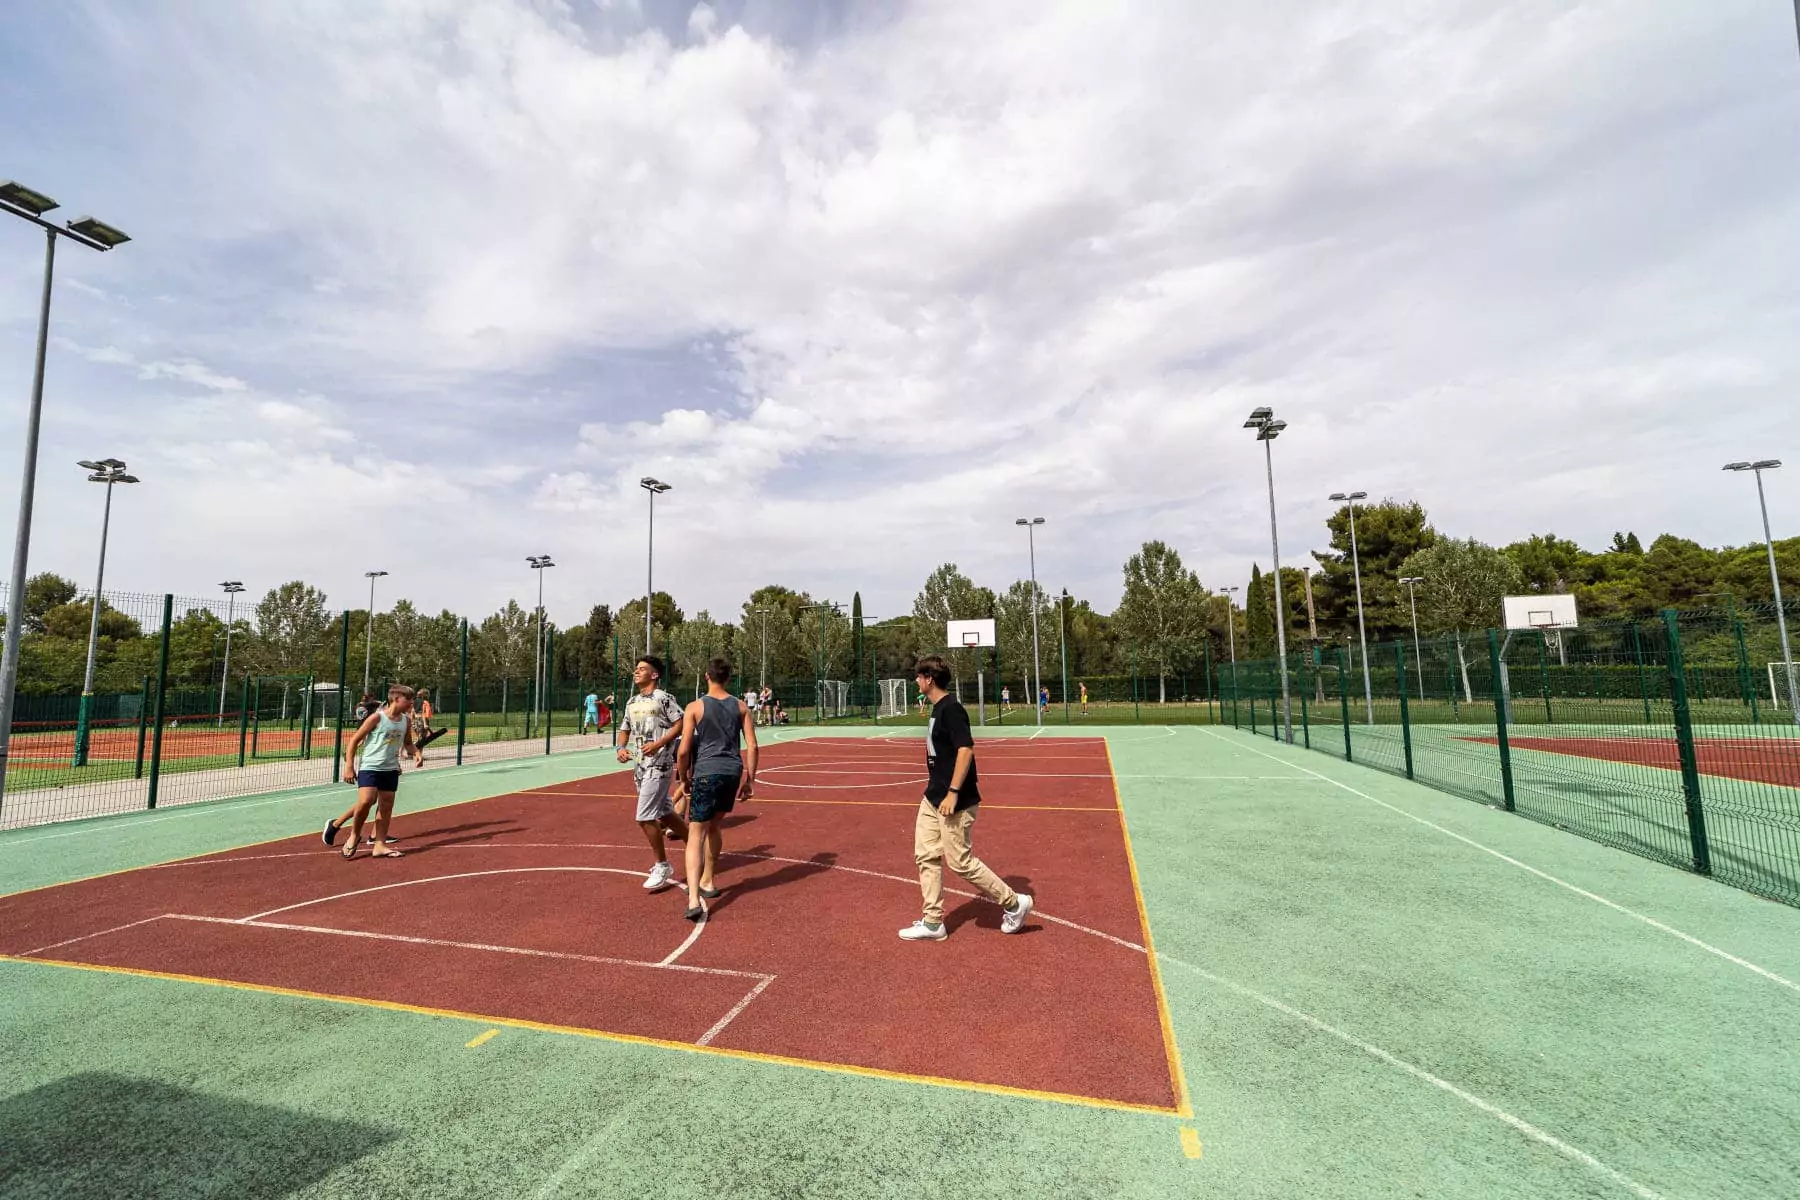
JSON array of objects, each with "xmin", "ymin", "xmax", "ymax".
[
  {"xmin": 689, "ymin": 772, "xmax": 741, "ymax": 823},
  {"xmin": 356, "ymin": 769, "xmax": 401, "ymax": 793}
]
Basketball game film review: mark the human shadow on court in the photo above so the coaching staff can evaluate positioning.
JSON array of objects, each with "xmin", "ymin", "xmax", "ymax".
[
  {"xmin": 708, "ymin": 850, "xmax": 838, "ymax": 913},
  {"xmin": 943, "ymin": 874, "xmax": 1038, "ymax": 935},
  {"xmin": 390, "ymin": 820, "xmax": 525, "ymax": 852},
  {"xmin": 0, "ymin": 1073, "xmax": 393, "ymax": 1198}
]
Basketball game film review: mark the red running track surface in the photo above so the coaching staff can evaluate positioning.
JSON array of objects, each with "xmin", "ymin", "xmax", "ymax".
[
  {"xmin": 0, "ymin": 737, "xmax": 1184, "ymax": 1114},
  {"xmin": 1460, "ymin": 734, "xmax": 1800, "ymax": 789}
]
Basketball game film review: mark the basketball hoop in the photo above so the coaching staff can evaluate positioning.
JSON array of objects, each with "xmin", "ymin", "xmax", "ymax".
[{"xmin": 962, "ymin": 631, "xmax": 981, "ymax": 647}]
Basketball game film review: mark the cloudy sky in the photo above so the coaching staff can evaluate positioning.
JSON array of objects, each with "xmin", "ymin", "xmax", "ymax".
[{"xmin": 1, "ymin": 0, "xmax": 1796, "ymax": 628}]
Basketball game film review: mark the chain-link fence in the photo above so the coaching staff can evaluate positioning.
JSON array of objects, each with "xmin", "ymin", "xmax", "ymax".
[{"xmin": 1226, "ymin": 602, "xmax": 1800, "ymax": 908}]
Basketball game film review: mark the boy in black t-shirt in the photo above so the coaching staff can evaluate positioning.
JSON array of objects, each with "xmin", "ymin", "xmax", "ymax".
[{"xmin": 899, "ymin": 655, "xmax": 1035, "ymax": 941}]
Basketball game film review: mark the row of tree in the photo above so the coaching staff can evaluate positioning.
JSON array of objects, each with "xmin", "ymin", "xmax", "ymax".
[{"xmin": 4, "ymin": 506, "xmax": 1793, "ymax": 701}]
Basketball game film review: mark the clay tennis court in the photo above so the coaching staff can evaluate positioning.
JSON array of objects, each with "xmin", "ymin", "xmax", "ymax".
[
  {"xmin": 7, "ymin": 724, "xmax": 312, "ymax": 765},
  {"xmin": 1461, "ymin": 733, "xmax": 1800, "ymax": 789},
  {"xmin": 0, "ymin": 735, "xmax": 1185, "ymax": 1113}
]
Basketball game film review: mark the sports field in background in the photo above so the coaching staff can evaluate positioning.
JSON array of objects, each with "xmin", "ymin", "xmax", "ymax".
[{"xmin": 3, "ymin": 726, "xmax": 1797, "ymax": 1198}]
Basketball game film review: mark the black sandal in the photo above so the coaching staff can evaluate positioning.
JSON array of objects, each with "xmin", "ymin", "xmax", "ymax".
[{"xmin": 682, "ymin": 905, "xmax": 705, "ymax": 921}]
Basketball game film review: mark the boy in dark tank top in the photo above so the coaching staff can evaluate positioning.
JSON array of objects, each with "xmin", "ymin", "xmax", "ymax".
[{"xmin": 675, "ymin": 657, "xmax": 759, "ymax": 921}]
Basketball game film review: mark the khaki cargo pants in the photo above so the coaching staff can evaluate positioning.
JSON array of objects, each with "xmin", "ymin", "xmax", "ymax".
[{"xmin": 915, "ymin": 799, "xmax": 1017, "ymax": 926}]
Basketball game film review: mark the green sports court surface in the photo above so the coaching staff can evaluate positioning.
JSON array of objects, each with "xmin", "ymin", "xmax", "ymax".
[{"xmin": 3, "ymin": 726, "xmax": 1797, "ymax": 1199}]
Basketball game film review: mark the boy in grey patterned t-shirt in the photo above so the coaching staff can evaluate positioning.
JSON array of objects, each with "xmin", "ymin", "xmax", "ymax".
[{"xmin": 616, "ymin": 656, "xmax": 689, "ymax": 891}]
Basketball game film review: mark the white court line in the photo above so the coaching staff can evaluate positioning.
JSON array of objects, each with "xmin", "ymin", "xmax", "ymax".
[
  {"xmin": 21, "ymin": 914, "xmax": 166, "ymax": 957},
  {"xmin": 659, "ymin": 908, "xmax": 708, "ymax": 966},
  {"xmin": 695, "ymin": 976, "xmax": 776, "ymax": 1046},
  {"xmin": 1199, "ymin": 728, "xmax": 1800, "ymax": 997},
  {"xmin": 1156, "ymin": 953, "xmax": 1663, "ymax": 1200},
  {"xmin": 430, "ymin": 842, "xmax": 1149, "ymax": 952},
  {"xmin": 758, "ymin": 778, "xmax": 930, "ymax": 790},
  {"xmin": 165, "ymin": 913, "xmax": 767, "ymax": 981},
  {"xmin": 242, "ymin": 867, "xmax": 664, "ymax": 923}
]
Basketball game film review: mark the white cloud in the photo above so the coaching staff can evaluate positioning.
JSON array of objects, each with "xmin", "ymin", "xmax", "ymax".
[{"xmin": 2, "ymin": 0, "xmax": 1795, "ymax": 626}]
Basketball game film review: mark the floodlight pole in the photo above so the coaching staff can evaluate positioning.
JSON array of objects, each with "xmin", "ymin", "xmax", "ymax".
[
  {"xmin": 0, "ymin": 184, "xmax": 128, "ymax": 809},
  {"xmin": 1726, "ymin": 462, "xmax": 1798, "ymax": 723},
  {"xmin": 73, "ymin": 461, "xmax": 136, "ymax": 766},
  {"xmin": 1401, "ymin": 576, "xmax": 1425, "ymax": 701},
  {"xmin": 527, "ymin": 555, "xmax": 554, "ymax": 731},
  {"xmin": 1219, "ymin": 587, "xmax": 1240, "ymax": 703},
  {"xmin": 363, "ymin": 570, "xmax": 387, "ymax": 694},
  {"xmin": 217, "ymin": 582, "xmax": 244, "ymax": 726},
  {"xmin": 1016, "ymin": 516, "xmax": 1045, "ymax": 724},
  {"xmin": 1245, "ymin": 408, "xmax": 1293, "ymax": 742},
  {"xmin": 640, "ymin": 478, "xmax": 670, "ymax": 654},
  {"xmin": 1059, "ymin": 587, "xmax": 1070, "ymax": 723},
  {"xmin": 1333, "ymin": 492, "xmax": 1375, "ymax": 724}
]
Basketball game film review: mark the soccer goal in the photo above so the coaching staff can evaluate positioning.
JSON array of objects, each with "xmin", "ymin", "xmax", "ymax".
[
  {"xmin": 1769, "ymin": 662, "xmax": 1799, "ymax": 710},
  {"xmin": 816, "ymin": 679, "xmax": 850, "ymax": 719},
  {"xmin": 877, "ymin": 678, "xmax": 909, "ymax": 719}
]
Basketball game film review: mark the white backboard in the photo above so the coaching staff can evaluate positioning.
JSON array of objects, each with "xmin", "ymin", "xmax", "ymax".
[
  {"xmin": 947, "ymin": 618, "xmax": 997, "ymax": 648},
  {"xmin": 1503, "ymin": 593, "xmax": 1579, "ymax": 630}
]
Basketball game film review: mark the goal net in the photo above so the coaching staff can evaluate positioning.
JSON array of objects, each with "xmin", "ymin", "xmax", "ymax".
[
  {"xmin": 877, "ymin": 678, "xmax": 909, "ymax": 719},
  {"xmin": 1769, "ymin": 662, "xmax": 1799, "ymax": 709},
  {"xmin": 816, "ymin": 679, "xmax": 850, "ymax": 719}
]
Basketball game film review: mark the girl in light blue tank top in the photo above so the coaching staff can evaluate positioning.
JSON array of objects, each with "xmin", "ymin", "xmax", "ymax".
[{"xmin": 326, "ymin": 689, "xmax": 419, "ymax": 859}]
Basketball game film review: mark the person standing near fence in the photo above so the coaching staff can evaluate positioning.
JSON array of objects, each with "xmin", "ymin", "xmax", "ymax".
[
  {"xmin": 676, "ymin": 658, "xmax": 757, "ymax": 921},
  {"xmin": 582, "ymin": 690, "xmax": 599, "ymax": 735},
  {"xmin": 900, "ymin": 655, "xmax": 1034, "ymax": 941},
  {"xmin": 618, "ymin": 657, "xmax": 689, "ymax": 892}
]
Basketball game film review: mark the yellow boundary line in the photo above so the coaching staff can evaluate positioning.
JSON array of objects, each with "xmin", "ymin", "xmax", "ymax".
[
  {"xmin": 0, "ymin": 953, "xmax": 1182, "ymax": 1118},
  {"xmin": 1105, "ymin": 739, "xmax": 1195, "ymax": 1120}
]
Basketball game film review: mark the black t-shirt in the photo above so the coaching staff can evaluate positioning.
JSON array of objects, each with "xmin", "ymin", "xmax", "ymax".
[{"xmin": 925, "ymin": 694, "xmax": 980, "ymax": 811}]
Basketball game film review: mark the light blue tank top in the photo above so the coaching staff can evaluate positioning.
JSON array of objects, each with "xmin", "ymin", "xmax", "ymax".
[{"xmin": 359, "ymin": 708, "xmax": 407, "ymax": 771}]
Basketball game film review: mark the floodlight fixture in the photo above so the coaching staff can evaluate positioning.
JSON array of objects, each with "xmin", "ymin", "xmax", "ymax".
[
  {"xmin": 1329, "ymin": 490, "xmax": 1369, "ymax": 502},
  {"xmin": 64, "ymin": 216, "xmax": 130, "ymax": 249},
  {"xmin": 0, "ymin": 181, "xmax": 59, "ymax": 216}
]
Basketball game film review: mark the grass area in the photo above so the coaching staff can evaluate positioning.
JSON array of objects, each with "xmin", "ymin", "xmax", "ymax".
[{"xmin": 3, "ymin": 727, "xmax": 1797, "ymax": 1197}]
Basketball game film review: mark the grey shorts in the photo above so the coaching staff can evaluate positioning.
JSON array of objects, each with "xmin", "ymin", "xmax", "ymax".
[{"xmin": 634, "ymin": 767, "xmax": 674, "ymax": 823}]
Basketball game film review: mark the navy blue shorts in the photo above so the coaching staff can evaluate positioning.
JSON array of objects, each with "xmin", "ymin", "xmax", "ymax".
[
  {"xmin": 689, "ymin": 772, "xmax": 741, "ymax": 823},
  {"xmin": 355, "ymin": 769, "xmax": 401, "ymax": 792}
]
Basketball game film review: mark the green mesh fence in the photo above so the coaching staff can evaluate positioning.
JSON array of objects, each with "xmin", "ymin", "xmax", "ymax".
[{"xmin": 1225, "ymin": 604, "xmax": 1800, "ymax": 907}]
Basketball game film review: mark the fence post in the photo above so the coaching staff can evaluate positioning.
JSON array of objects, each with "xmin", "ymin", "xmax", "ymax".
[
  {"xmin": 1337, "ymin": 647, "xmax": 1353, "ymax": 761},
  {"xmin": 1249, "ymin": 691, "xmax": 1257, "ymax": 735},
  {"xmin": 1396, "ymin": 642, "xmax": 1414, "ymax": 780},
  {"xmin": 1203, "ymin": 643, "xmax": 1214, "ymax": 726},
  {"xmin": 1230, "ymin": 660, "xmax": 1239, "ymax": 728},
  {"xmin": 331, "ymin": 610, "xmax": 349, "ymax": 784},
  {"xmin": 146, "ymin": 594, "xmax": 173, "ymax": 810},
  {"xmin": 133, "ymin": 674, "xmax": 151, "ymax": 779},
  {"xmin": 544, "ymin": 627, "xmax": 555, "ymax": 755},
  {"xmin": 1630, "ymin": 621, "xmax": 1651, "ymax": 724},
  {"xmin": 1662, "ymin": 609, "xmax": 1711, "ymax": 876},
  {"xmin": 1486, "ymin": 629, "xmax": 1515, "ymax": 812},
  {"xmin": 1538, "ymin": 631, "xmax": 1553, "ymax": 725},
  {"xmin": 236, "ymin": 674, "xmax": 250, "ymax": 767},
  {"xmin": 1299, "ymin": 679, "xmax": 1310, "ymax": 749},
  {"xmin": 1132, "ymin": 644, "xmax": 1141, "ymax": 723},
  {"xmin": 457, "ymin": 618, "xmax": 469, "ymax": 766},
  {"xmin": 1734, "ymin": 619, "xmax": 1759, "ymax": 723},
  {"xmin": 611, "ymin": 634, "xmax": 620, "ymax": 736}
]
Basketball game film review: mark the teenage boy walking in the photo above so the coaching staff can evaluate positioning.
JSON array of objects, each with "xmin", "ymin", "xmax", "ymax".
[
  {"xmin": 618, "ymin": 657, "xmax": 690, "ymax": 891},
  {"xmin": 675, "ymin": 658, "xmax": 757, "ymax": 921},
  {"xmin": 900, "ymin": 656, "xmax": 1033, "ymax": 940}
]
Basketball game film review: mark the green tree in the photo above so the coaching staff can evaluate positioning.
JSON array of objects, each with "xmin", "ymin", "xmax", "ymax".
[
  {"xmin": 250, "ymin": 582, "xmax": 334, "ymax": 677},
  {"xmin": 615, "ymin": 592, "xmax": 683, "ymax": 668},
  {"xmin": 909, "ymin": 564, "xmax": 995, "ymax": 695},
  {"xmin": 472, "ymin": 600, "xmax": 533, "ymax": 717},
  {"xmin": 1244, "ymin": 564, "xmax": 1306, "ymax": 661},
  {"xmin": 995, "ymin": 579, "xmax": 1054, "ymax": 700},
  {"xmin": 1504, "ymin": 534, "xmax": 1594, "ymax": 594},
  {"xmin": 670, "ymin": 612, "xmax": 731, "ymax": 699},
  {"xmin": 1311, "ymin": 500, "xmax": 1437, "ymax": 643},
  {"xmin": 1398, "ymin": 538, "xmax": 1524, "ymax": 701},
  {"xmin": 1113, "ymin": 541, "xmax": 1208, "ymax": 703},
  {"xmin": 21, "ymin": 573, "xmax": 79, "ymax": 635}
]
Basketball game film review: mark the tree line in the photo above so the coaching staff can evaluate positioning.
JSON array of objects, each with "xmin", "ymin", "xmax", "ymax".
[{"xmin": 4, "ymin": 505, "xmax": 1792, "ymax": 700}]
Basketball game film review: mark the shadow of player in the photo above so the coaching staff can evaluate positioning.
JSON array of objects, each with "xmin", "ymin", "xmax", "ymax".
[
  {"xmin": 708, "ymin": 850, "xmax": 839, "ymax": 913},
  {"xmin": 390, "ymin": 820, "xmax": 525, "ymax": 852},
  {"xmin": 944, "ymin": 874, "xmax": 1038, "ymax": 935}
]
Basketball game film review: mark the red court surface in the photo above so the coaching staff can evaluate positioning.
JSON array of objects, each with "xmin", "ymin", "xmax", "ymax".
[
  {"xmin": 9, "ymin": 726, "xmax": 310, "ymax": 765},
  {"xmin": 0, "ymin": 737, "xmax": 1185, "ymax": 1114},
  {"xmin": 1461, "ymin": 734, "xmax": 1800, "ymax": 789}
]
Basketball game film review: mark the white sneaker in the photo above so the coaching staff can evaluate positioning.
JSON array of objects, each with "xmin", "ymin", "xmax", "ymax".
[
  {"xmin": 1001, "ymin": 893, "xmax": 1034, "ymax": 934},
  {"xmin": 643, "ymin": 861, "xmax": 675, "ymax": 891},
  {"xmin": 898, "ymin": 920, "xmax": 947, "ymax": 941}
]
